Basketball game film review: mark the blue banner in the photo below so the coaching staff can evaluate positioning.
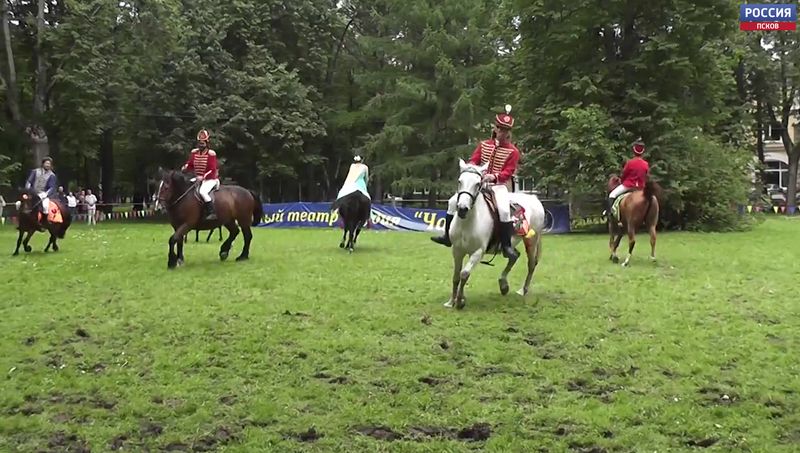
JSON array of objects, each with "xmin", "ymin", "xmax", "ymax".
[{"xmin": 257, "ymin": 201, "xmax": 571, "ymax": 234}]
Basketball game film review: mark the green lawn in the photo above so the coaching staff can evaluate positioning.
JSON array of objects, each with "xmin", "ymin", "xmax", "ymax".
[{"xmin": 1, "ymin": 219, "xmax": 799, "ymax": 452}]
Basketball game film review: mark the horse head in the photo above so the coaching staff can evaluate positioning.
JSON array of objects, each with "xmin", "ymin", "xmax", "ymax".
[
  {"xmin": 14, "ymin": 188, "xmax": 39, "ymax": 218},
  {"xmin": 456, "ymin": 159, "xmax": 489, "ymax": 219},
  {"xmin": 157, "ymin": 169, "xmax": 195, "ymax": 209},
  {"xmin": 607, "ymin": 174, "xmax": 622, "ymax": 193}
]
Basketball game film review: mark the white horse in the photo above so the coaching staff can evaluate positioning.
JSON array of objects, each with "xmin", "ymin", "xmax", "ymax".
[{"xmin": 444, "ymin": 159, "xmax": 546, "ymax": 309}]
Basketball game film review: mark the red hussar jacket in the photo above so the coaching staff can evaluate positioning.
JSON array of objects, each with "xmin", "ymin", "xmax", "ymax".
[{"xmin": 468, "ymin": 138, "xmax": 520, "ymax": 184}]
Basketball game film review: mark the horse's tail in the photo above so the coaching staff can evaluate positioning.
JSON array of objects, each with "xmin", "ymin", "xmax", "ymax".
[
  {"xmin": 643, "ymin": 181, "xmax": 658, "ymax": 219},
  {"xmin": 249, "ymin": 190, "xmax": 264, "ymax": 226}
]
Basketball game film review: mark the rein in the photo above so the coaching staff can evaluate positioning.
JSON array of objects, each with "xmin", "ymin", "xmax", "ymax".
[
  {"xmin": 456, "ymin": 168, "xmax": 484, "ymax": 208},
  {"xmin": 158, "ymin": 179, "xmax": 198, "ymax": 210}
]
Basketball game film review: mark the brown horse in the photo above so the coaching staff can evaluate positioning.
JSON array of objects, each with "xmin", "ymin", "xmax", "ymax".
[
  {"xmin": 606, "ymin": 175, "xmax": 660, "ymax": 267},
  {"xmin": 156, "ymin": 170, "xmax": 264, "ymax": 269},
  {"xmin": 12, "ymin": 189, "xmax": 72, "ymax": 255}
]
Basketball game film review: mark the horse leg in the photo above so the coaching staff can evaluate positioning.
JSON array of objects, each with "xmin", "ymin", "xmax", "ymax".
[
  {"xmin": 235, "ymin": 224, "xmax": 252, "ymax": 261},
  {"xmin": 23, "ymin": 231, "xmax": 34, "ymax": 253},
  {"xmin": 649, "ymin": 223, "xmax": 657, "ymax": 261},
  {"xmin": 498, "ymin": 247, "xmax": 520, "ymax": 296},
  {"xmin": 195, "ymin": 230, "xmax": 200, "ymax": 242},
  {"xmin": 455, "ymin": 248, "xmax": 485, "ymax": 310},
  {"xmin": 445, "ymin": 251, "xmax": 465, "ymax": 308},
  {"xmin": 176, "ymin": 237, "xmax": 185, "ymax": 266},
  {"xmin": 517, "ymin": 234, "xmax": 542, "ymax": 296},
  {"xmin": 339, "ymin": 222, "xmax": 347, "ymax": 248},
  {"xmin": 347, "ymin": 225, "xmax": 356, "ymax": 253},
  {"xmin": 219, "ymin": 222, "xmax": 239, "ymax": 261},
  {"xmin": 206, "ymin": 229, "xmax": 214, "ymax": 242},
  {"xmin": 622, "ymin": 225, "xmax": 636, "ymax": 267},
  {"xmin": 168, "ymin": 224, "xmax": 191, "ymax": 269},
  {"xmin": 13, "ymin": 229, "xmax": 24, "ymax": 256},
  {"xmin": 218, "ymin": 226, "xmax": 223, "ymax": 241}
]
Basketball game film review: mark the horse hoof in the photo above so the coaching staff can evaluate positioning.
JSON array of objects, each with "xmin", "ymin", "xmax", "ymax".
[
  {"xmin": 12, "ymin": 251, "xmax": 18, "ymax": 256},
  {"xmin": 443, "ymin": 300, "xmax": 454, "ymax": 308},
  {"xmin": 235, "ymin": 256, "xmax": 249, "ymax": 262},
  {"xmin": 455, "ymin": 298, "xmax": 466, "ymax": 310},
  {"xmin": 177, "ymin": 259, "xmax": 184, "ymax": 267},
  {"xmin": 649, "ymin": 256, "xmax": 657, "ymax": 261},
  {"xmin": 611, "ymin": 256, "xmax": 619, "ymax": 264},
  {"xmin": 219, "ymin": 252, "xmax": 229, "ymax": 261},
  {"xmin": 621, "ymin": 261, "xmax": 629, "ymax": 268},
  {"xmin": 24, "ymin": 246, "xmax": 32, "ymax": 253},
  {"xmin": 499, "ymin": 279, "xmax": 509, "ymax": 296},
  {"xmin": 339, "ymin": 242, "xmax": 345, "ymax": 248},
  {"xmin": 516, "ymin": 287, "xmax": 527, "ymax": 296}
]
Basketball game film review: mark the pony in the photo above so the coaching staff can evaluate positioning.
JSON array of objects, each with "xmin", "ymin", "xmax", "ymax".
[
  {"xmin": 606, "ymin": 175, "xmax": 660, "ymax": 266},
  {"xmin": 331, "ymin": 191, "xmax": 371, "ymax": 253},
  {"xmin": 12, "ymin": 189, "xmax": 72, "ymax": 255},
  {"xmin": 156, "ymin": 169, "xmax": 264, "ymax": 269},
  {"xmin": 444, "ymin": 159, "xmax": 545, "ymax": 309}
]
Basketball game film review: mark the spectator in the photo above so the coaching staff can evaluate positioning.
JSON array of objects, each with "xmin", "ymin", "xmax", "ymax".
[
  {"xmin": 78, "ymin": 190, "xmax": 86, "ymax": 214},
  {"xmin": 66, "ymin": 192, "xmax": 77, "ymax": 216},
  {"xmin": 0, "ymin": 194, "xmax": 5, "ymax": 225},
  {"xmin": 85, "ymin": 189, "xmax": 98, "ymax": 226}
]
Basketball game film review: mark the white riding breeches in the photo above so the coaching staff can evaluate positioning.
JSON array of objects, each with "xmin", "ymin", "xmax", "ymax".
[
  {"xmin": 491, "ymin": 184, "xmax": 511, "ymax": 222},
  {"xmin": 447, "ymin": 184, "xmax": 511, "ymax": 222},
  {"xmin": 199, "ymin": 179, "xmax": 219, "ymax": 202},
  {"xmin": 38, "ymin": 192, "xmax": 50, "ymax": 212},
  {"xmin": 609, "ymin": 184, "xmax": 633, "ymax": 199}
]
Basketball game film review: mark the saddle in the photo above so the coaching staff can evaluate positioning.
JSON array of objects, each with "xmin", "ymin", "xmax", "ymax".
[
  {"xmin": 610, "ymin": 189, "xmax": 641, "ymax": 223},
  {"xmin": 38, "ymin": 201, "xmax": 63, "ymax": 224},
  {"xmin": 481, "ymin": 189, "xmax": 533, "ymax": 252}
]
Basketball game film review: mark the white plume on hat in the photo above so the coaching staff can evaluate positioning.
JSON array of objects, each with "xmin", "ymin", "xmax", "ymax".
[
  {"xmin": 353, "ymin": 155, "xmax": 362, "ymax": 162},
  {"xmin": 505, "ymin": 104, "xmax": 512, "ymax": 114}
]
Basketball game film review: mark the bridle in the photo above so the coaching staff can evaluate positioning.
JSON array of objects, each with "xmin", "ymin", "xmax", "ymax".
[
  {"xmin": 156, "ymin": 175, "xmax": 197, "ymax": 210},
  {"xmin": 456, "ymin": 167, "xmax": 485, "ymax": 209}
]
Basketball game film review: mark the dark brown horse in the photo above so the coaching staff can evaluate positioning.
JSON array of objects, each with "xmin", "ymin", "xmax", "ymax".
[
  {"xmin": 184, "ymin": 226, "xmax": 223, "ymax": 243},
  {"xmin": 606, "ymin": 175, "xmax": 660, "ymax": 267},
  {"xmin": 331, "ymin": 191, "xmax": 371, "ymax": 253},
  {"xmin": 156, "ymin": 170, "xmax": 264, "ymax": 269},
  {"xmin": 12, "ymin": 189, "xmax": 72, "ymax": 255}
]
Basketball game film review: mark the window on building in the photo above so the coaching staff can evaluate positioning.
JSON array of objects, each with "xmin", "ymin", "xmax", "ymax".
[
  {"xmin": 765, "ymin": 124, "xmax": 784, "ymax": 141},
  {"xmin": 764, "ymin": 160, "xmax": 789, "ymax": 189},
  {"xmin": 514, "ymin": 176, "xmax": 536, "ymax": 192}
]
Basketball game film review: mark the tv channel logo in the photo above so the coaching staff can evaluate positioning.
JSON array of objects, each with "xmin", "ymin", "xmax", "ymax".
[{"xmin": 740, "ymin": 4, "xmax": 797, "ymax": 31}]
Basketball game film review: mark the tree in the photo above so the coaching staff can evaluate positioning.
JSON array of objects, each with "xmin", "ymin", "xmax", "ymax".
[{"xmin": 513, "ymin": 0, "xmax": 753, "ymax": 229}]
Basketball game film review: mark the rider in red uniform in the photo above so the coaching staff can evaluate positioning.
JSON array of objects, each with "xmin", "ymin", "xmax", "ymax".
[
  {"xmin": 606, "ymin": 138, "xmax": 649, "ymax": 218},
  {"xmin": 431, "ymin": 105, "xmax": 521, "ymax": 259},
  {"xmin": 182, "ymin": 129, "xmax": 219, "ymax": 220}
]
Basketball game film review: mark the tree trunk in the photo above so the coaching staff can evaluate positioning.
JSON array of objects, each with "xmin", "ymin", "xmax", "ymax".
[
  {"xmin": 786, "ymin": 150, "xmax": 798, "ymax": 214},
  {"xmin": 100, "ymin": 128, "xmax": 115, "ymax": 214},
  {"xmin": 0, "ymin": 0, "xmax": 21, "ymax": 126}
]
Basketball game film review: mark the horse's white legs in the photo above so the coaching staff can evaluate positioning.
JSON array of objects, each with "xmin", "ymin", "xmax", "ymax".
[
  {"xmin": 517, "ymin": 234, "xmax": 541, "ymax": 296},
  {"xmin": 454, "ymin": 248, "xmax": 484, "ymax": 309},
  {"xmin": 498, "ymin": 248, "xmax": 519, "ymax": 296},
  {"xmin": 445, "ymin": 251, "xmax": 465, "ymax": 308},
  {"xmin": 621, "ymin": 228, "xmax": 636, "ymax": 267}
]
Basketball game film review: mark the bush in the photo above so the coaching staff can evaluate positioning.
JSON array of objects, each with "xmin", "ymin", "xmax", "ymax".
[{"xmin": 649, "ymin": 129, "xmax": 753, "ymax": 232}]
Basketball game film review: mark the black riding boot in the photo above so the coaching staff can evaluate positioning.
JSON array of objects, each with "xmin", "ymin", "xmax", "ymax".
[
  {"xmin": 500, "ymin": 221, "xmax": 519, "ymax": 259},
  {"xmin": 203, "ymin": 201, "xmax": 217, "ymax": 220},
  {"xmin": 430, "ymin": 214, "xmax": 453, "ymax": 247},
  {"xmin": 37, "ymin": 206, "xmax": 47, "ymax": 231}
]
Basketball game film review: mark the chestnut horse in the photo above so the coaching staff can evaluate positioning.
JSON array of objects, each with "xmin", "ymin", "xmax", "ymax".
[
  {"xmin": 606, "ymin": 176, "xmax": 660, "ymax": 267},
  {"xmin": 12, "ymin": 189, "xmax": 72, "ymax": 255},
  {"xmin": 156, "ymin": 170, "xmax": 264, "ymax": 269}
]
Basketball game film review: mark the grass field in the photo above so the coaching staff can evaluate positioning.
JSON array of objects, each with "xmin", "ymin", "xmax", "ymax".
[{"xmin": 1, "ymin": 218, "xmax": 799, "ymax": 452}]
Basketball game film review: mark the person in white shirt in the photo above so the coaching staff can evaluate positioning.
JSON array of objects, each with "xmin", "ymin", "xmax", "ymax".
[
  {"xmin": 85, "ymin": 189, "xmax": 98, "ymax": 225},
  {"xmin": 66, "ymin": 192, "xmax": 77, "ymax": 216},
  {"xmin": 0, "ymin": 195, "xmax": 6, "ymax": 225}
]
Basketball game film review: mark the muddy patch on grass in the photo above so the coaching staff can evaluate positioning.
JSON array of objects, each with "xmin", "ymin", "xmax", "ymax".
[
  {"xmin": 285, "ymin": 427, "xmax": 323, "ymax": 442},
  {"xmin": 109, "ymin": 434, "xmax": 128, "ymax": 450},
  {"xmin": 356, "ymin": 423, "xmax": 492, "ymax": 443},
  {"xmin": 355, "ymin": 425, "xmax": 404, "ymax": 441},
  {"xmin": 698, "ymin": 386, "xmax": 739, "ymax": 406},
  {"xmin": 75, "ymin": 328, "xmax": 91, "ymax": 338},
  {"xmin": 477, "ymin": 366, "xmax": 526, "ymax": 377},
  {"xmin": 418, "ymin": 376, "xmax": 446, "ymax": 386},
  {"xmin": 685, "ymin": 437, "xmax": 718, "ymax": 448},
  {"xmin": 141, "ymin": 421, "xmax": 164, "ymax": 437},
  {"xmin": 163, "ymin": 441, "xmax": 191, "ymax": 451},
  {"xmin": 24, "ymin": 336, "xmax": 36, "ymax": 346},
  {"xmin": 190, "ymin": 426, "xmax": 236, "ymax": 451},
  {"xmin": 48, "ymin": 431, "xmax": 90, "ymax": 452},
  {"xmin": 152, "ymin": 396, "xmax": 184, "ymax": 408},
  {"xmin": 219, "ymin": 395, "xmax": 237, "ymax": 405},
  {"xmin": 282, "ymin": 310, "xmax": 310, "ymax": 317},
  {"xmin": 566, "ymin": 378, "xmax": 619, "ymax": 403}
]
